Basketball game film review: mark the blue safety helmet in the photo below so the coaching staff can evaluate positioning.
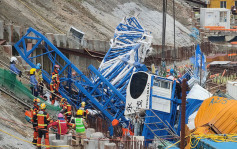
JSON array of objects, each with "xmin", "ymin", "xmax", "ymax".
[
  {"xmin": 170, "ymin": 68, "xmax": 174, "ymax": 75},
  {"xmin": 36, "ymin": 63, "xmax": 41, "ymax": 69}
]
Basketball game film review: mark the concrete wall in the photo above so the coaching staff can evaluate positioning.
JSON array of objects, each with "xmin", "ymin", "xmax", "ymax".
[
  {"xmin": 0, "ymin": 19, "xmax": 109, "ymax": 52},
  {"xmin": 0, "ymin": 20, "xmax": 4, "ymax": 40},
  {"xmin": 0, "ymin": 19, "xmax": 102, "ymax": 73},
  {"xmin": 1, "ymin": 19, "xmax": 235, "ymax": 73}
]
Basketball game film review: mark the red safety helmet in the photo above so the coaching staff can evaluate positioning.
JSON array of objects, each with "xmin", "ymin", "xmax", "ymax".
[
  {"xmin": 72, "ymin": 71, "xmax": 76, "ymax": 76},
  {"xmin": 55, "ymin": 65, "xmax": 60, "ymax": 68}
]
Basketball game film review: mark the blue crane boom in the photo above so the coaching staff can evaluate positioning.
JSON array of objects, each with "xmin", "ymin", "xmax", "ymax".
[{"xmin": 14, "ymin": 17, "xmax": 152, "ymax": 134}]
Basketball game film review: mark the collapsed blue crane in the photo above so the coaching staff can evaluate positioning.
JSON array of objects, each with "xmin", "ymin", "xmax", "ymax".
[
  {"xmin": 14, "ymin": 17, "xmax": 203, "ymax": 146},
  {"xmin": 14, "ymin": 17, "xmax": 152, "ymax": 134}
]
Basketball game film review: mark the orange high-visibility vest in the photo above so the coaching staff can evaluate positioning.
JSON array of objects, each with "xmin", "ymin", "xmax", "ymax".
[
  {"xmin": 37, "ymin": 111, "xmax": 50, "ymax": 129},
  {"xmin": 63, "ymin": 104, "xmax": 72, "ymax": 116},
  {"xmin": 31, "ymin": 106, "xmax": 39, "ymax": 123}
]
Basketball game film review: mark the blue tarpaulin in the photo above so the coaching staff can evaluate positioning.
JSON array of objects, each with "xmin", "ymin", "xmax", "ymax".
[{"xmin": 193, "ymin": 139, "xmax": 237, "ymax": 149}]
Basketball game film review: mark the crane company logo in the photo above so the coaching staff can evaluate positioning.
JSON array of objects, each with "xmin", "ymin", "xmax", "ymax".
[{"xmin": 126, "ymin": 103, "xmax": 132, "ymax": 113}]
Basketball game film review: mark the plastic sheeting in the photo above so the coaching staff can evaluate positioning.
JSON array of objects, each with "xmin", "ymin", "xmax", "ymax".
[
  {"xmin": 187, "ymin": 111, "xmax": 197, "ymax": 130},
  {"xmin": 194, "ymin": 138, "xmax": 237, "ymax": 149},
  {"xmin": 194, "ymin": 96, "xmax": 237, "ymax": 134},
  {"xmin": 0, "ymin": 68, "xmax": 61, "ymax": 111},
  {"xmin": 226, "ymin": 81, "xmax": 237, "ymax": 100},
  {"xmin": 186, "ymin": 84, "xmax": 212, "ymax": 129},
  {"xmin": 187, "ymin": 83, "xmax": 212, "ymax": 100}
]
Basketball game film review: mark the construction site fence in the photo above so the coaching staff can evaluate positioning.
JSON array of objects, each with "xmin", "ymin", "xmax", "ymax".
[
  {"xmin": 0, "ymin": 68, "xmax": 61, "ymax": 112},
  {"xmin": 145, "ymin": 41, "xmax": 237, "ymax": 66}
]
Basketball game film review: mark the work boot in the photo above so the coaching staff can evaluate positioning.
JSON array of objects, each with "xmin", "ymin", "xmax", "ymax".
[{"xmin": 32, "ymin": 139, "xmax": 37, "ymax": 146}]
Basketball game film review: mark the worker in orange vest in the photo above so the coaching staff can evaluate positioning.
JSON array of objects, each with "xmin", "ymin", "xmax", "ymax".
[
  {"xmin": 52, "ymin": 65, "xmax": 60, "ymax": 90},
  {"xmin": 61, "ymin": 100, "xmax": 72, "ymax": 123},
  {"xmin": 50, "ymin": 75, "xmax": 60, "ymax": 105},
  {"xmin": 31, "ymin": 98, "xmax": 40, "ymax": 145},
  {"xmin": 37, "ymin": 103, "xmax": 50, "ymax": 149},
  {"xmin": 60, "ymin": 98, "xmax": 66, "ymax": 108}
]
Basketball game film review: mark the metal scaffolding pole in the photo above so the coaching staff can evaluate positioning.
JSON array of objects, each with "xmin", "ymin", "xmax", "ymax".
[{"xmin": 161, "ymin": 0, "xmax": 167, "ymax": 77}]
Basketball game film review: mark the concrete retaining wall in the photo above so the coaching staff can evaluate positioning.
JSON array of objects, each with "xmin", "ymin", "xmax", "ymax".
[
  {"xmin": 0, "ymin": 20, "xmax": 4, "ymax": 39},
  {"xmin": 1, "ymin": 19, "xmax": 235, "ymax": 73},
  {"xmin": 0, "ymin": 19, "xmax": 102, "ymax": 73},
  {"xmin": 3, "ymin": 45, "xmax": 12, "ymax": 57},
  {"xmin": 0, "ymin": 19, "xmax": 109, "ymax": 52}
]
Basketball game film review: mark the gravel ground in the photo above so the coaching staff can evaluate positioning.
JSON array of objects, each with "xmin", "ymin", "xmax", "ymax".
[
  {"xmin": 82, "ymin": 1, "xmax": 194, "ymax": 46},
  {"xmin": 0, "ymin": 0, "xmax": 194, "ymax": 46},
  {"xmin": 0, "ymin": 93, "xmax": 35, "ymax": 149}
]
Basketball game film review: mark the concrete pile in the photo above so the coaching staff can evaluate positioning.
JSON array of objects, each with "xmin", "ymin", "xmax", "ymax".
[
  {"xmin": 48, "ymin": 128, "xmax": 117, "ymax": 149},
  {"xmin": 49, "ymin": 133, "xmax": 71, "ymax": 149}
]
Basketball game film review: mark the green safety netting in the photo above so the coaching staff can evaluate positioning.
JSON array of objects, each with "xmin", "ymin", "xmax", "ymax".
[{"xmin": 0, "ymin": 68, "xmax": 61, "ymax": 112}]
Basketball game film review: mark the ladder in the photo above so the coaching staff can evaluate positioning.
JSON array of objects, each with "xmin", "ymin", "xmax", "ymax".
[{"xmin": 143, "ymin": 109, "xmax": 180, "ymax": 147}]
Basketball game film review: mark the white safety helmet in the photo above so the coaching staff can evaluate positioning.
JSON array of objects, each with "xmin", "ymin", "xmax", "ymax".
[{"xmin": 10, "ymin": 57, "xmax": 17, "ymax": 63}]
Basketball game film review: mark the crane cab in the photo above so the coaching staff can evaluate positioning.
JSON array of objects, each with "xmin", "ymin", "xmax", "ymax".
[{"xmin": 125, "ymin": 71, "xmax": 180, "ymax": 140}]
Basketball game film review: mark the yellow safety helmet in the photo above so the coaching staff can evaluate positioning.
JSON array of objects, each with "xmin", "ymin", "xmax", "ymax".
[
  {"xmin": 81, "ymin": 102, "xmax": 86, "ymax": 107},
  {"xmin": 30, "ymin": 68, "xmax": 36, "ymax": 75},
  {"xmin": 76, "ymin": 110, "xmax": 83, "ymax": 116},
  {"xmin": 33, "ymin": 98, "xmax": 40, "ymax": 103},
  {"xmin": 52, "ymin": 74, "xmax": 57, "ymax": 80},
  {"xmin": 61, "ymin": 98, "xmax": 66, "ymax": 103},
  {"xmin": 40, "ymin": 103, "xmax": 46, "ymax": 110}
]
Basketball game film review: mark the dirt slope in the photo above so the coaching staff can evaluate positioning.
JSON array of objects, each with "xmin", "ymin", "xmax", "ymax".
[
  {"xmin": 0, "ymin": 0, "xmax": 194, "ymax": 46},
  {"xmin": 0, "ymin": 93, "xmax": 34, "ymax": 149}
]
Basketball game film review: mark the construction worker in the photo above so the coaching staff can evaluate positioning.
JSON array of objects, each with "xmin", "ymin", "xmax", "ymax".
[
  {"xmin": 60, "ymin": 98, "xmax": 66, "ymax": 108},
  {"xmin": 79, "ymin": 102, "xmax": 86, "ymax": 111},
  {"xmin": 167, "ymin": 69, "xmax": 175, "ymax": 80},
  {"xmin": 79, "ymin": 101, "xmax": 87, "ymax": 118},
  {"xmin": 31, "ymin": 98, "xmax": 40, "ymax": 145},
  {"xmin": 167, "ymin": 69, "xmax": 181, "ymax": 99},
  {"xmin": 52, "ymin": 64, "xmax": 60, "ymax": 77},
  {"xmin": 10, "ymin": 56, "xmax": 22, "ymax": 77},
  {"xmin": 60, "ymin": 100, "xmax": 72, "ymax": 123},
  {"xmin": 37, "ymin": 103, "xmax": 50, "ymax": 149},
  {"xmin": 30, "ymin": 68, "xmax": 38, "ymax": 97},
  {"xmin": 71, "ymin": 110, "xmax": 88, "ymax": 146},
  {"xmin": 52, "ymin": 65, "xmax": 60, "ymax": 90},
  {"xmin": 50, "ymin": 75, "xmax": 58, "ymax": 105},
  {"xmin": 43, "ymin": 95, "xmax": 48, "ymax": 101},
  {"xmin": 35, "ymin": 63, "xmax": 44, "ymax": 97},
  {"xmin": 48, "ymin": 113, "xmax": 75, "ymax": 140}
]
